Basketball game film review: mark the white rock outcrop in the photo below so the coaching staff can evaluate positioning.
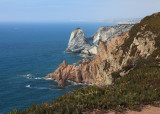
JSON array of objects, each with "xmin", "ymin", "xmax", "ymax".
[
  {"xmin": 80, "ymin": 46, "xmax": 98, "ymax": 55},
  {"xmin": 65, "ymin": 28, "xmax": 91, "ymax": 53},
  {"xmin": 93, "ymin": 24, "xmax": 134, "ymax": 45}
]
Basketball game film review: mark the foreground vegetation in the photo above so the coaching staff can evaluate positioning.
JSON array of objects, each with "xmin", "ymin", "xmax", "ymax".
[
  {"xmin": 9, "ymin": 13, "xmax": 160, "ymax": 114},
  {"xmin": 9, "ymin": 55, "xmax": 160, "ymax": 114}
]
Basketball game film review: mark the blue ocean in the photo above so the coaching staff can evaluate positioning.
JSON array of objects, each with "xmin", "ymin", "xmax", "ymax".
[{"xmin": 0, "ymin": 22, "xmax": 114, "ymax": 113}]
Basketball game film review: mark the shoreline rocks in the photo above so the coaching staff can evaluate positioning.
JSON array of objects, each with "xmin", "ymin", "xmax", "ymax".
[{"xmin": 45, "ymin": 58, "xmax": 94, "ymax": 87}]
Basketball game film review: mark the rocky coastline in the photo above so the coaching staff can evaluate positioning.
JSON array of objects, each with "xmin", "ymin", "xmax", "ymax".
[
  {"xmin": 45, "ymin": 24, "xmax": 143, "ymax": 87},
  {"xmin": 45, "ymin": 16, "xmax": 158, "ymax": 87}
]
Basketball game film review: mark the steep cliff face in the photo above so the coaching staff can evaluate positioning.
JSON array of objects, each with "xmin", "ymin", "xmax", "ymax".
[
  {"xmin": 46, "ymin": 13, "xmax": 160, "ymax": 87},
  {"xmin": 65, "ymin": 28, "xmax": 91, "ymax": 53},
  {"xmin": 94, "ymin": 31, "xmax": 156, "ymax": 85}
]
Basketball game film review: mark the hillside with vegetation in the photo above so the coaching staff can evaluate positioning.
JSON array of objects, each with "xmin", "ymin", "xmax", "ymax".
[{"xmin": 9, "ymin": 12, "xmax": 160, "ymax": 114}]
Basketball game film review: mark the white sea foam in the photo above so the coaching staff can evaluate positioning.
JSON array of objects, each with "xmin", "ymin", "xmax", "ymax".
[
  {"xmin": 26, "ymin": 74, "xmax": 32, "ymax": 76},
  {"xmin": 27, "ymin": 77, "xmax": 32, "ymax": 79},
  {"xmin": 50, "ymin": 80, "xmax": 57, "ymax": 82},
  {"xmin": 26, "ymin": 85, "xmax": 31, "ymax": 88},
  {"xmin": 44, "ymin": 78, "xmax": 52, "ymax": 80},
  {"xmin": 25, "ymin": 75, "xmax": 53, "ymax": 81},
  {"xmin": 34, "ymin": 77, "xmax": 44, "ymax": 80},
  {"xmin": 26, "ymin": 86, "xmax": 62, "ymax": 91}
]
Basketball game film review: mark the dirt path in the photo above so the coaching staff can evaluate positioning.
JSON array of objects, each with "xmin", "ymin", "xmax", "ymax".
[{"xmin": 83, "ymin": 105, "xmax": 160, "ymax": 114}]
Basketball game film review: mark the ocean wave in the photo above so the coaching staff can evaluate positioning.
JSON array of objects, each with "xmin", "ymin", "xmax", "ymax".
[
  {"xmin": 25, "ymin": 85, "xmax": 62, "ymax": 90},
  {"xmin": 34, "ymin": 77, "xmax": 44, "ymax": 80},
  {"xmin": 17, "ymin": 74, "xmax": 33, "ymax": 77},
  {"xmin": 27, "ymin": 77, "xmax": 34, "ymax": 79},
  {"xmin": 26, "ymin": 85, "xmax": 31, "ymax": 88},
  {"xmin": 26, "ymin": 74, "xmax": 32, "ymax": 76},
  {"xmin": 24, "ymin": 75, "xmax": 52, "ymax": 81},
  {"xmin": 34, "ymin": 87, "xmax": 50, "ymax": 90},
  {"xmin": 27, "ymin": 77, "xmax": 53, "ymax": 81},
  {"xmin": 44, "ymin": 78, "xmax": 53, "ymax": 80}
]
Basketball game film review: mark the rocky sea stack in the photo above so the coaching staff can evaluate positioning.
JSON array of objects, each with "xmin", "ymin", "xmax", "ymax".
[{"xmin": 65, "ymin": 28, "xmax": 91, "ymax": 53}]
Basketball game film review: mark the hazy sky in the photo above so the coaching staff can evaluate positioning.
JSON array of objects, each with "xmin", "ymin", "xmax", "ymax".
[{"xmin": 0, "ymin": 0, "xmax": 160, "ymax": 22}]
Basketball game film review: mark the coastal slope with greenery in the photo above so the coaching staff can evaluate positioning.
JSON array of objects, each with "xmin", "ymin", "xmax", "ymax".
[{"xmin": 9, "ymin": 12, "xmax": 160, "ymax": 114}]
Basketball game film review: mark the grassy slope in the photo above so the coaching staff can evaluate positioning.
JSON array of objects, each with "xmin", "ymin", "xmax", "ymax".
[{"xmin": 9, "ymin": 13, "xmax": 160, "ymax": 114}]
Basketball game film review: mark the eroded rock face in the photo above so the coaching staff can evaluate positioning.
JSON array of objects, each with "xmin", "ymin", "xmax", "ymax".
[
  {"xmin": 93, "ymin": 32, "xmax": 130, "ymax": 85},
  {"xmin": 93, "ymin": 24, "xmax": 134, "ymax": 45},
  {"xmin": 46, "ymin": 24, "xmax": 157, "ymax": 87},
  {"xmin": 45, "ymin": 58, "xmax": 95, "ymax": 87},
  {"xmin": 65, "ymin": 28, "xmax": 91, "ymax": 53}
]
